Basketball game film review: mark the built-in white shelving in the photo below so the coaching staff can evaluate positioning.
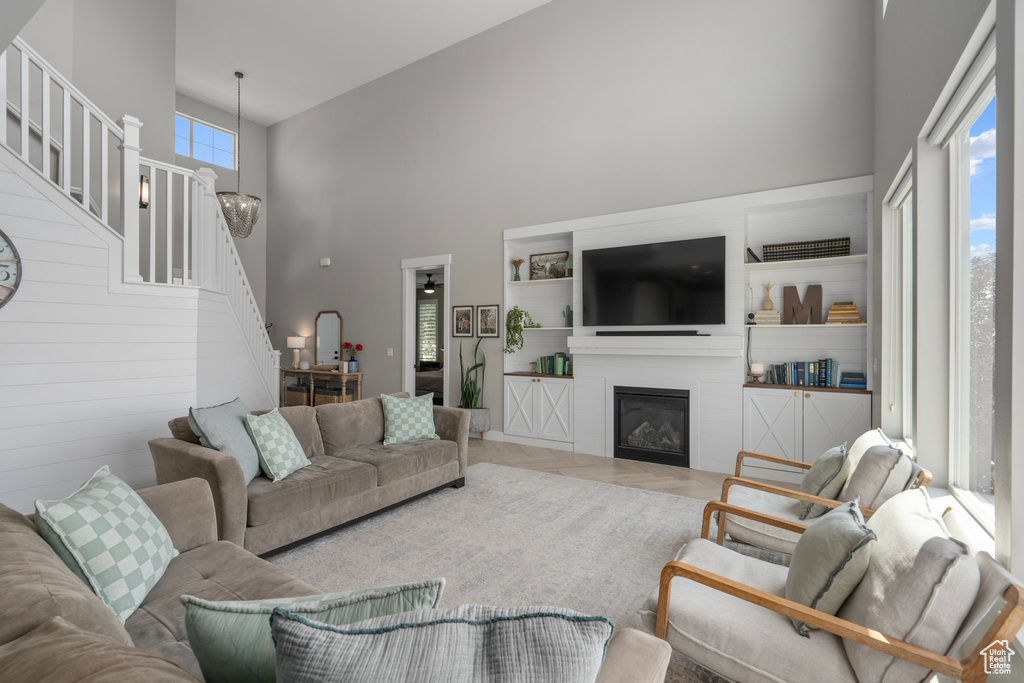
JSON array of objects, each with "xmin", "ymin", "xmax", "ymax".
[
  {"xmin": 507, "ymin": 277, "xmax": 573, "ymax": 287},
  {"xmin": 744, "ymin": 253, "xmax": 867, "ymax": 271},
  {"xmin": 523, "ymin": 326, "xmax": 572, "ymax": 331},
  {"xmin": 747, "ymin": 323, "xmax": 868, "ymax": 329}
]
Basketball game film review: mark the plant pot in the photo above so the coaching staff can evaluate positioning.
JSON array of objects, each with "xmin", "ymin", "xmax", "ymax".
[
  {"xmin": 348, "ymin": 358, "xmax": 359, "ymax": 372},
  {"xmin": 467, "ymin": 408, "xmax": 490, "ymax": 436}
]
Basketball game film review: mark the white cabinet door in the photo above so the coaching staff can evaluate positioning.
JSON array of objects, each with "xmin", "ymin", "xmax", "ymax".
[
  {"xmin": 504, "ymin": 376, "xmax": 537, "ymax": 438},
  {"xmin": 537, "ymin": 378, "xmax": 573, "ymax": 442},
  {"xmin": 802, "ymin": 391, "xmax": 872, "ymax": 459},
  {"xmin": 743, "ymin": 387, "xmax": 802, "ymax": 464}
]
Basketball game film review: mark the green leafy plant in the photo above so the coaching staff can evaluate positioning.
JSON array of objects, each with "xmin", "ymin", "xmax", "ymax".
[
  {"xmin": 504, "ymin": 306, "xmax": 540, "ymax": 354},
  {"xmin": 459, "ymin": 338, "xmax": 486, "ymax": 409}
]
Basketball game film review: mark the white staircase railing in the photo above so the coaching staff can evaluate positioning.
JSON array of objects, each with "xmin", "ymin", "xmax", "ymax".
[{"xmin": 0, "ymin": 36, "xmax": 280, "ymax": 404}]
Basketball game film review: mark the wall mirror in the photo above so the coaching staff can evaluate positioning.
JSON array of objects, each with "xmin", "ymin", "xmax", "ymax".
[{"xmin": 315, "ymin": 311, "xmax": 342, "ymax": 366}]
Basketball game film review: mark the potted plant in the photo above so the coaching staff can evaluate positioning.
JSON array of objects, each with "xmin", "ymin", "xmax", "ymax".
[
  {"xmin": 504, "ymin": 306, "xmax": 540, "ymax": 354},
  {"xmin": 343, "ymin": 341, "xmax": 363, "ymax": 372},
  {"xmin": 459, "ymin": 338, "xmax": 490, "ymax": 435}
]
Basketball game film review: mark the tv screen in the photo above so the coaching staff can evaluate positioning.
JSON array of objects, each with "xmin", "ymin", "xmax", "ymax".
[{"xmin": 582, "ymin": 236, "xmax": 726, "ymax": 326}]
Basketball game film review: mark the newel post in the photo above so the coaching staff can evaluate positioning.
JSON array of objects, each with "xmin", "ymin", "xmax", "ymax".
[
  {"xmin": 195, "ymin": 167, "xmax": 219, "ymax": 289},
  {"xmin": 119, "ymin": 115, "xmax": 143, "ymax": 283}
]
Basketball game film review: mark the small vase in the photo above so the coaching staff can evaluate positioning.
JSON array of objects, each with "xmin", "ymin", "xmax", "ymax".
[
  {"xmin": 762, "ymin": 283, "xmax": 774, "ymax": 311},
  {"xmin": 513, "ymin": 265, "xmax": 522, "ymax": 281},
  {"xmin": 348, "ymin": 358, "xmax": 359, "ymax": 372}
]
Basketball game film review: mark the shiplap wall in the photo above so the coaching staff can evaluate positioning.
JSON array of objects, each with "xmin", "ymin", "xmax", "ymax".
[{"xmin": 0, "ymin": 146, "xmax": 272, "ymax": 512}]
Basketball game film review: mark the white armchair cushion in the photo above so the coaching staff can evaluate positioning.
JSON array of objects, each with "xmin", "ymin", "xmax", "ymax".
[
  {"xmin": 722, "ymin": 486, "xmax": 802, "ymax": 555},
  {"xmin": 839, "ymin": 444, "xmax": 921, "ymax": 508},
  {"xmin": 639, "ymin": 539, "xmax": 858, "ymax": 683},
  {"xmin": 798, "ymin": 443, "xmax": 850, "ymax": 519},
  {"xmin": 837, "ymin": 488, "xmax": 980, "ymax": 683}
]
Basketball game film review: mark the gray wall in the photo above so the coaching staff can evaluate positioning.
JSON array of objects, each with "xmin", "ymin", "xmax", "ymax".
[
  {"xmin": 872, "ymin": 0, "xmax": 990, "ymax": 484},
  {"xmin": 175, "ymin": 93, "xmax": 268, "ymax": 314},
  {"xmin": 266, "ymin": 0, "xmax": 875, "ymax": 430},
  {"xmin": 2, "ymin": 0, "xmax": 49, "ymax": 54},
  {"xmin": 19, "ymin": 0, "xmax": 176, "ymax": 161}
]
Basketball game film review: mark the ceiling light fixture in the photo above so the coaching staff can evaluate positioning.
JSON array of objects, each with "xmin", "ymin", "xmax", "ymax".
[
  {"xmin": 423, "ymin": 274, "xmax": 436, "ymax": 294},
  {"xmin": 217, "ymin": 71, "xmax": 262, "ymax": 238}
]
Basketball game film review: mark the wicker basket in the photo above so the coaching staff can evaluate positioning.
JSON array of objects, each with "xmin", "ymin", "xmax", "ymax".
[
  {"xmin": 284, "ymin": 384, "xmax": 311, "ymax": 407},
  {"xmin": 762, "ymin": 236, "xmax": 850, "ymax": 262},
  {"xmin": 314, "ymin": 386, "xmax": 354, "ymax": 406}
]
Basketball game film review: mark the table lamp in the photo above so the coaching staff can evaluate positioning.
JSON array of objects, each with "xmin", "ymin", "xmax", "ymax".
[
  {"xmin": 287, "ymin": 336, "xmax": 305, "ymax": 368},
  {"xmin": 749, "ymin": 362, "xmax": 766, "ymax": 383}
]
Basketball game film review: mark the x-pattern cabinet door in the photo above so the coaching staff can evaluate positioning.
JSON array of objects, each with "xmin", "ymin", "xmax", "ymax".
[
  {"xmin": 802, "ymin": 391, "xmax": 871, "ymax": 458},
  {"xmin": 504, "ymin": 376, "xmax": 536, "ymax": 437},
  {"xmin": 537, "ymin": 377, "xmax": 573, "ymax": 443},
  {"xmin": 743, "ymin": 387, "xmax": 802, "ymax": 464}
]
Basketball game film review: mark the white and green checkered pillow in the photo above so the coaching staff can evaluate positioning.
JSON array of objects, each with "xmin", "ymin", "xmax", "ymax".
[
  {"xmin": 245, "ymin": 409, "xmax": 311, "ymax": 481},
  {"xmin": 34, "ymin": 466, "xmax": 178, "ymax": 623},
  {"xmin": 381, "ymin": 393, "xmax": 441, "ymax": 445}
]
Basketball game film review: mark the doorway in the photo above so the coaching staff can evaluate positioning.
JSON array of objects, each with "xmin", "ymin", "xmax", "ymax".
[{"xmin": 401, "ymin": 255, "xmax": 451, "ymax": 406}]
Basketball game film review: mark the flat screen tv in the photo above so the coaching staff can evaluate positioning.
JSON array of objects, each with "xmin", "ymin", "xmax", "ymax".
[{"xmin": 582, "ymin": 236, "xmax": 726, "ymax": 326}]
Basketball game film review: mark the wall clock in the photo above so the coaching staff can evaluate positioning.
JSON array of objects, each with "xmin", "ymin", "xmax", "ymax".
[{"xmin": 0, "ymin": 229, "xmax": 22, "ymax": 311}]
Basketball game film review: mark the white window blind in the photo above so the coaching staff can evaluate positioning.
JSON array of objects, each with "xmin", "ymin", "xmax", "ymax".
[{"xmin": 418, "ymin": 300, "xmax": 438, "ymax": 362}]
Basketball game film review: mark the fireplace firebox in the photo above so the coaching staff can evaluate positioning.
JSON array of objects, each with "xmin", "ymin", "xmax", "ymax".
[{"xmin": 613, "ymin": 386, "xmax": 689, "ymax": 467}]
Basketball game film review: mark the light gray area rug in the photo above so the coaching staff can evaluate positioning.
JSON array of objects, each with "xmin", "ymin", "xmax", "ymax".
[{"xmin": 266, "ymin": 462, "xmax": 734, "ymax": 682}]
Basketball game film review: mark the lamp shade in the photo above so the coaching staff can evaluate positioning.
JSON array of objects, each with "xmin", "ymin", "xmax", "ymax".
[{"xmin": 287, "ymin": 336, "xmax": 306, "ymax": 349}]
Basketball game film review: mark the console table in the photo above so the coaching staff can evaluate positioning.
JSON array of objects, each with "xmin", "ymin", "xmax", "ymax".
[{"xmin": 280, "ymin": 368, "xmax": 363, "ymax": 407}]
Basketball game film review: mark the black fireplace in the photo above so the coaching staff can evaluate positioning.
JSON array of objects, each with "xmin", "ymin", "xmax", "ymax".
[{"xmin": 613, "ymin": 386, "xmax": 689, "ymax": 467}]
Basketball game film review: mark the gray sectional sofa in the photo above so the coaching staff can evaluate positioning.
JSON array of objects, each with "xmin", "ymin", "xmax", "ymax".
[{"xmin": 149, "ymin": 394, "xmax": 471, "ymax": 555}]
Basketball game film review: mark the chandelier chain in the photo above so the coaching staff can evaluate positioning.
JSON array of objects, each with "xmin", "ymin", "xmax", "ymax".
[{"xmin": 236, "ymin": 73, "xmax": 242, "ymax": 193}]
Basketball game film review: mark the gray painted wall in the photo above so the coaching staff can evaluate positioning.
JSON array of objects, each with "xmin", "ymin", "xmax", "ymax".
[
  {"xmin": 175, "ymin": 93, "xmax": 268, "ymax": 314},
  {"xmin": 872, "ymin": 0, "xmax": 990, "ymax": 484},
  {"xmin": 19, "ymin": 0, "xmax": 176, "ymax": 161},
  {"xmin": 0, "ymin": 0, "xmax": 48, "ymax": 54},
  {"xmin": 266, "ymin": 0, "xmax": 875, "ymax": 430}
]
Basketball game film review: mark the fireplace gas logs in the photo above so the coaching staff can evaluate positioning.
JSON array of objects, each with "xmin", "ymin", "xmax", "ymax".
[{"xmin": 627, "ymin": 420, "xmax": 684, "ymax": 452}]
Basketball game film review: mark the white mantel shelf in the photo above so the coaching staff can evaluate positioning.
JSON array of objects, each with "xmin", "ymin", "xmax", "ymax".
[{"xmin": 567, "ymin": 335, "xmax": 744, "ymax": 357}]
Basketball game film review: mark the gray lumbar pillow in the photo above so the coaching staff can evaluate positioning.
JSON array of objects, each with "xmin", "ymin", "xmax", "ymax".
[
  {"xmin": 786, "ymin": 498, "xmax": 875, "ymax": 636},
  {"xmin": 840, "ymin": 443, "xmax": 922, "ymax": 509},
  {"xmin": 271, "ymin": 604, "xmax": 614, "ymax": 683},
  {"xmin": 799, "ymin": 443, "xmax": 850, "ymax": 519},
  {"xmin": 188, "ymin": 397, "xmax": 261, "ymax": 484}
]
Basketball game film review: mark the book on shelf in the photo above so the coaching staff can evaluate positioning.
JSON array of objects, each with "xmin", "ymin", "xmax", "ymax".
[
  {"xmin": 758, "ymin": 358, "xmax": 858, "ymax": 389},
  {"xmin": 826, "ymin": 301, "xmax": 864, "ymax": 324},
  {"xmin": 753, "ymin": 310, "xmax": 781, "ymax": 325},
  {"xmin": 537, "ymin": 352, "xmax": 570, "ymax": 376}
]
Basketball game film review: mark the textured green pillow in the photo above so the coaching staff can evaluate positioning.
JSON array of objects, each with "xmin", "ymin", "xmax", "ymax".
[
  {"xmin": 34, "ymin": 466, "xmax": 178, "ymax": 623},
  {"xmin": 799, "ymin": 443, "xmax": 850, "ymax": 519},
  {"xmin": 786, "ymin": 498, "xmax": 875, "ymax": 636},
  {"xmin": 244, "ymin": 409, "xmax": 310, "ymax": 481},
  {"xmin": 381, "ymin": 393, "xmax": 441, "ymax": 445},
  {"xmin": 182, "ymin": 578, "xmax": 446, "ymax": 683},
  {"xmin": 189, "ymin": 397, "xmax": 261, "ymax": 483}
]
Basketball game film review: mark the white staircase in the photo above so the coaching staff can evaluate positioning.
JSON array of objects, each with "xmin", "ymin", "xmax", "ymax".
[{"xmin": 0, "ymin": 37, "xmax": 279, "ymax": 404}]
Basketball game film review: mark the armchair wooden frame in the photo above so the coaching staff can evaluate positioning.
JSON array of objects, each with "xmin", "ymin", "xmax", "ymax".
[{"xmin": 656, "ymin": 500, "xmax": 1024, "ymax": 683}]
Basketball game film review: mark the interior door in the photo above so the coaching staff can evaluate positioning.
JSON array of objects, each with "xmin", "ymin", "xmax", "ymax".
[
  {"xmin": 504, "ymin": 376, "xmax": 537, "ymax": 437},
  {"xmin": 743, "ymin": 387, "xmax": 802, "ymax": 464},
  {"xmin": 802, "ymin": 391, "xmax": 872, "ymax": 460},
  {"xmin": 537, "ymin": 378, "xmax": 573, "ymax": 442}
]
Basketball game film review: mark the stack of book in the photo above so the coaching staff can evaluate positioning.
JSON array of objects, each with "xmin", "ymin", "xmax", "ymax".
[
  {"xmin": 765, "ymin": 358, "xmax": 841, "ymax": 387},
  {"xmin": 537, "ymin": 352, "xmax": 570, "ymax": 375},
  {"xmin": 839, "ymin": 371, "xmax": 867, "ymax": 389},
  {"xmin": 826, "ymin": 301, "xmax": 864, "ymax": 324},
  {"xmin": 753, "ymin": 310, "xmax": 781, "ymax": 325}
]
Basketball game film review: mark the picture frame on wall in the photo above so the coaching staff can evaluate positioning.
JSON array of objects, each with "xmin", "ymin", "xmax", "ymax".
[
  {"xmin": 453, "ymin": 306, "xmax": 474, "ymax": 337},
  {"xmin": 476, "ymin": 305, "xmax": 499, "ymax": 337},
  {"xmin": 530, "ymin": 251, "xmax": 569, "ymax": 280}
]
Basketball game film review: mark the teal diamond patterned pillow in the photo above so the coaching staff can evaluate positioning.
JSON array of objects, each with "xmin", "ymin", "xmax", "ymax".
[
  {"xmin": 34, "ymin": 466, "xmax": 178, "ymax": 623},
  {"xmin": 381, "ymin": 393, "xmax": 441, "ymax": 445},
  {"xmin": 245, "ymin": 409, "xmax": 311, "ymax": 481}
]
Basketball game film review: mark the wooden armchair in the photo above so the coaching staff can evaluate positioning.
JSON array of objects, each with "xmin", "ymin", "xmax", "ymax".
[{"xmin": 649, "ymin": 497, "xmax": 1024, "ymax": 683}]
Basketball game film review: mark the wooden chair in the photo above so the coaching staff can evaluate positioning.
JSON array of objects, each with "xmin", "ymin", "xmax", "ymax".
[{"xmin": 651, "ymin": 498, "xmax": 1024, "ymax": 683}]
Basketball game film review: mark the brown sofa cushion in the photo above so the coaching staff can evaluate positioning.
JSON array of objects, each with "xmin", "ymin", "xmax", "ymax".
[
  {"xmin": 317, "ymin": 397, "xmax": 387, "ymax": 453},
  {"xmin": 246, "ymin": 456, "xmax": 378, "ymax": 527},
  {"xmin": 0, "ymin": 504, "xmax": 133, "ymax": 648},
  {"xmin": 338, "ymin": 439, "xmax": 458, "ymax": 487},
  {"xmin": 0, "ymin": 617, "xmax": 198, "ymax": 682},
  {"xmin": 125, "ymin": 541, "xmax": 317, "ymax": 678},
  {"xmin": 252, "ymin": 406, "xmax": 326, "ymax": 457},
  {"xmin": 167, "ymin": 417, "xmax": 202, "ymax": 444}
]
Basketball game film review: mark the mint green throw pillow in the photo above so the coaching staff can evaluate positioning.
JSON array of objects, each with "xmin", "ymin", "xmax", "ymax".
[
  {"xmin": 181, "ymin": 578, "xmax": 446, "ymax": 683},
  {"xmin": 244, "ymin": 409, "xmax": 310, "ymax": 481},
  {"xmin": 381, "ymin": 393, "xmax": 441, "ymax": 445},
  {"xmin": 34, "ymin": 466, "xmax": 178, "ymax": 623},
  {"xmin": 189, "ymin": 397, "xmax": 261, "ymax": 484}
]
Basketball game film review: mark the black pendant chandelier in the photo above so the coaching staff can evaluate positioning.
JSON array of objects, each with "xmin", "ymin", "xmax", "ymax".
[{"xmin": 217, "ymin": 71, "xmax": 261, "ymax": 238}]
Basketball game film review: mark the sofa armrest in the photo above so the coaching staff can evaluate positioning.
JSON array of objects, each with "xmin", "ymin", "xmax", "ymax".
[
  {"xmin": 595, "ymin": 627, "xmax": 671, "ymax": 683},
  {"xmin": 148, "ymin": 438, "xmax": 247, "ymax": 547},
  {"xmin": 434, "ymin": 406, "xmax": 471, "ymax": 477},
  {"xmin": 136, "ymin": 479, "xmax": 218, "ymax": 553}
]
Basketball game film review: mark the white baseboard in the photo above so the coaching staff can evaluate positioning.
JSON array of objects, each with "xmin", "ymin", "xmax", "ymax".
[
  {"xmin": 503, "ymin": 434, "xmax": 576, "ymax": 452},
  {"xmin": 481, "ymin": 430, "xmax": 504, "ymax": 441}
]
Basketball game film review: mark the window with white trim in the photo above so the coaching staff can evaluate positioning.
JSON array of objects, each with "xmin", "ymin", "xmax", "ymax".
[
  {"xmin": 417, "ymin": 300, "xmax": 438, "ymax": 362},
  {"xmin": 950, "ymin": 90, "xmax": 997, "ymax": 527},
  {"xmin": 175, "ymin": 113, "xmax": 235, "ymax": 169},
  {"xmin": 884, "ymin": 170, "xmax": 914, "ymax": 444}
]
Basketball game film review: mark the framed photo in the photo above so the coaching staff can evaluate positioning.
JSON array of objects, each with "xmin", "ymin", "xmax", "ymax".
[
  {"xmin": 530, "ymin": 251, "xmax": 569, "ymax": 280},
  {"xmin": 452, "ymin": 306, "xmax": 474, "ymax": 337},
  {"xmin": 476, "ymin": 305, "xmax": 499, "ymax": 337}
]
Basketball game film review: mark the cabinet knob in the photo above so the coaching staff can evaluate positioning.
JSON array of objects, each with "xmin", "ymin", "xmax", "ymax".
[
  {"xmin": 795, "ymin": 391, "xmax": 801, "ymax": 397},
  {"xmin": 805, "ymin": 392, "xmax": 811, "ymax": 398}
]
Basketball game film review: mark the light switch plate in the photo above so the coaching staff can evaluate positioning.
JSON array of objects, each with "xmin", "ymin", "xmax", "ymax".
[{"xmin": 387, "ymin": 348, "xmax": 394, "ymax": 356}]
